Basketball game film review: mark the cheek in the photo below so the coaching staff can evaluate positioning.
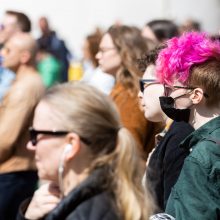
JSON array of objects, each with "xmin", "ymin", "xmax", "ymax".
[{"xmin": 101, "ymin": 54, "xmax": 121, "ymax": 72}]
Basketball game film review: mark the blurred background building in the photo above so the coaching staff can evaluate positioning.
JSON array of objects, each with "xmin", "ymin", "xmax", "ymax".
[{"xmin": 1, "ymin": 0, "xmax": 220, "ymax": 58}]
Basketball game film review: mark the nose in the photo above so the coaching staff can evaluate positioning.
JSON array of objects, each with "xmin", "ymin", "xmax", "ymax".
[
  {"xmin": 138, "ymin": 90, "xmax": 143, "ymax": 99},
  {"xmin": 95, "ymin": 51, "xmax": 101, "ymax": 60},
  {"xmin": 26, "ymin": 141, "xmax": 36, "ymax": 151}
]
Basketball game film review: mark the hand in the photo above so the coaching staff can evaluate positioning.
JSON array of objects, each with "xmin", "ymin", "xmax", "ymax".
[{"xmin": 25, "ymin": 182, "xmax": 61, "ymax": 219}]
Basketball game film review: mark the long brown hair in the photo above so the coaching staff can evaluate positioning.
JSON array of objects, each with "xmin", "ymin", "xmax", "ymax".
[{"xmin": 107, "ymin": 25, "xmax": 148, "ymax": 95}]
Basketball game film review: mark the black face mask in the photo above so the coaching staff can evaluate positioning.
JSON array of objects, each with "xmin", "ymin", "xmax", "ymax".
[{"xmin": 159, "ymin": 96, "xmax": 191, "ymax": 122}]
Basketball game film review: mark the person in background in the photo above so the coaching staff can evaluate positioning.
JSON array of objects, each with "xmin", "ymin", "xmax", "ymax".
[
  {"xmin": 179, "ymin": 18, "xmax": 201, "ymax": 34},
  {"xmin": 156, "ymin": 32, "xmax": 220, "ymax": 219},
  {"xmin": 81, "ymin": 29, "xmax": 115, "ymax": 94},
  {"xmin": 37, "ymin": 16, "xmax": 71, "ymax": 82},
  {"xmin": 36, "ymin": 40, "xmax": 62, "ymax": 88},
  {"xmin": 0, "ymin": 10, "xmax": 32, "ymax": 101},
  {"xmin": 0, "ymin": 33, "xmax": 45, "ymax": 220},
  {"xmin": 142, "ymin": 19, "xmax": 179, "ymax": 45},
  {"xmin": 138, "ymin": 46, "xmax": 194, "ymax": 212},
  {"xmin": 96, "ymin": 25, "xmax": 162, "ymax": 166},
  {"xmin": 17, "ymin": 82, "xmax": 154, "ymax": 220}
]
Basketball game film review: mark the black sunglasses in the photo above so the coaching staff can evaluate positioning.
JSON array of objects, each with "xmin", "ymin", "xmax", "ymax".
[
  {"xmin": 139, "ymin": 79, "xmax": 158, "ymax": 93},
  {"xmin": 29, "ymin": 127, "xmax": 90, "ymax": 146}
]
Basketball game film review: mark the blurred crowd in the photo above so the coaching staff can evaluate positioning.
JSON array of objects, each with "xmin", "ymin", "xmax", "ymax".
[{"xmin": 0, "ymin": 9, "xmax": 220, "ymax": 220}]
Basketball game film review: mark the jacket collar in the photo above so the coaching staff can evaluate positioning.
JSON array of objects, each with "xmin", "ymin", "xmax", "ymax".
[
  {"xmin": 180, "ymin": 116, "xmax": 220, "ymax": 150},
  {"xmin": 46, "ymin": 168, "xmax": 110, "ymax": 220}
]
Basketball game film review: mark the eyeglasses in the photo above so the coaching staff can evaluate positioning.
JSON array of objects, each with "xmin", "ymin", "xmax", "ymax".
[
  {"xmin": 98, "ymin": 47, "xmax": 116, "ymax": 53},
  {"xmin": 29, "ymin": 127, "xmax": 90, "ymax": 146},
  {"xmin": 139, "ymin": 79, "xmax": 158, "ymax": 93},
  {"xmin": 163, "ymin": 84, "xmax": 209, "ymax": 98}
]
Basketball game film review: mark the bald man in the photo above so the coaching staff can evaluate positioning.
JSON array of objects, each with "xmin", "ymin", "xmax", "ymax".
[
  {"xmin": 0, "ymin": 33, "xmax": 45, "ymax": 220},
  {"xmin": 0, "ymin": 10, "xmax": 31, "ymax": 101}
]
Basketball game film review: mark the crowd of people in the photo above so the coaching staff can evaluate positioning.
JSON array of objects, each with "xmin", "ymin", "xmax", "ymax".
[{"xmin": 0, "ymin": 9, "xmax": 219, "ymax": 220}]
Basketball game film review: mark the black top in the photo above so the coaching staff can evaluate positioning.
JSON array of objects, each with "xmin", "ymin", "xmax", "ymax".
[
  {"xmin": 17, "ymin": 169, "xmax": 120, "ymax": 220},
  {"xmin": 146, "ymin": 121, "xmax": 194, "ymax": 212}
]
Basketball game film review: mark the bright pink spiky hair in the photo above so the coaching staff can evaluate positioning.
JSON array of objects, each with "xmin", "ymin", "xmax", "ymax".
[{"xmin": 156, "ymin": 32, "xmax": 220, "ymax": 85}]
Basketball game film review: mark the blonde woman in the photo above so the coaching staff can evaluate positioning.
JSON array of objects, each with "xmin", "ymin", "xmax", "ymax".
[{"xmin": 17, "ymin": 82, "xmax": 154, "ymax": 220}]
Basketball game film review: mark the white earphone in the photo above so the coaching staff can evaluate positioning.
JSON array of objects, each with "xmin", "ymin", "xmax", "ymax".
[
  {"xmin": 58, "ymin": 144, "xmax": 72, "ymax": 198},
  {"xmin": 63, "ymin": 143, "xmax": 72, "ymax": 155}
]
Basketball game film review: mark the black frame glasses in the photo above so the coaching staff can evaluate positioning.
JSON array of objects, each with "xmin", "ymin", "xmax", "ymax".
[
  {"xmin": 29, "ymin": 127, "xmax": 90, "ymax": 146},
  {"xmin": 139, "ymin": 79, "xmax": 158, "ymax": 93},
  {"xmin": 163, "ymin": 84, "xmax": 209, "ymax": 98}
]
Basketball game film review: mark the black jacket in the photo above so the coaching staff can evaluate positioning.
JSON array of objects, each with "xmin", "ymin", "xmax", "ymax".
[
  {"xmin": 146, "ymin": 121, "xmax": 194, "ymax": 212},
  {"xmin": 17, "ymin": 169, "xmax": 120, "ymax": 220}
]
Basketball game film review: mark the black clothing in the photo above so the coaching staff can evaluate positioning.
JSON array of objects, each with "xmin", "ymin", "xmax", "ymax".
[
  {"xmin": 146, "ymin": 121, "xmax": 194, "ymax": 212},
  {"xmin": 0, "ymin": 171, "xmax": 38, "ymax": 220},
  {"xmin": 17, "ymin": 169, "xmax": 120, "ymax": 220}
]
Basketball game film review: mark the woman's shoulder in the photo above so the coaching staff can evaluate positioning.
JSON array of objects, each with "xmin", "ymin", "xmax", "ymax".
[{"xmin": 66, "ymin": 191, "xmax": 119, "ymax": 220}]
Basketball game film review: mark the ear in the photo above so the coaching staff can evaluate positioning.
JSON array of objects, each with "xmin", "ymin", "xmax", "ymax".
[
  {"xmin": 190, "ymin": 88, "xmax": 204, "ymax": 104},
  {"xmin": 20, "ymin": 51, "xmax": 31, "ymax": 64},
  {"xmin": 64, "ymin": 133, "xmax": 81, "ymax": 161}
]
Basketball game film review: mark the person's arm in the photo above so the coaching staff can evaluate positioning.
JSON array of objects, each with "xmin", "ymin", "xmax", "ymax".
[
  {"xmin": 166, "ymin": 155, "xmax": 219, "ymax": 220},
  {"xmin": 0, "ymin": 80, "xmax": 42, "ymax": 162}
]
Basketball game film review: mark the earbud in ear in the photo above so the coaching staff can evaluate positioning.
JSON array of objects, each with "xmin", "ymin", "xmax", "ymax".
[{"xmin": 63, "ymin": 144, "xmax": 72, "ymax": 155}]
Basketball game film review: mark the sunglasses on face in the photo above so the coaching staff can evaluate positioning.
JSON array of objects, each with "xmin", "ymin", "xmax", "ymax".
[
  {"xmin": 139, "ymin": 79, "xmax": 158, "ymax": 93},
  {"xmin": 163, "ymin": 84, "xmax": 209, "ymax": 98},
  {"xmin": 29, "ymin": 127, "xmax": 91, "ymax": 146}
]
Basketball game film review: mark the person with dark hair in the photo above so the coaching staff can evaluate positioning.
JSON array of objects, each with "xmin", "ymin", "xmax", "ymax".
[
  {"xmin": 0, "ymin": 10, "xmax": 32, "ymax": 101},
  {"xmin": 138, "ymin": 46, "xmax": 194, "ymax": 212},
  {"xmin": 142, "ymin": 20, "xmax": 179, "ymax": 44},
  {"xmin": 0, "ymin": 10, "xmax": 31, "ymax": 47},
  {"xmin": 156, "ymin": 32, "xmax": 220, "ymax": 219},
  {"xmin": 37, "ymin": 16, "xmax": 71, "ymax": 82}
]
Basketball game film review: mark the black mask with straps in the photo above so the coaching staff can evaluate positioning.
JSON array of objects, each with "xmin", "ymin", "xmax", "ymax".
[{"xmin": 159, "ymin": 93, "xmax": 191, "ymax": 122}]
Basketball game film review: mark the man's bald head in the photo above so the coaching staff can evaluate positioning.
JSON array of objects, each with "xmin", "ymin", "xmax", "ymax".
[{"xmin": 1, "ymin": 33, "xmax": 37, "ymax": 71}]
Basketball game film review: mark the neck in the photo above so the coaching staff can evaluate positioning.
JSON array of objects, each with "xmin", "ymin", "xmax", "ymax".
[
  {"xmin": 16, "ymin": 64, "xmax": 36, "ymax": 76},
  {"xmin": 189, "ymin": 104, "xmax": 220, "ymax": 129},
  {"xmin": 63, "ymin": 169, "xmax": 89, "ymax": 196}
]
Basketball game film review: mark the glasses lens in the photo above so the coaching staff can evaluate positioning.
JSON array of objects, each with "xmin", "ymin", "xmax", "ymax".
[
  {"xmin": 29, "ymin": 128, "xmax": 37, "ymax": 146},
  {"xmin": 139, "ymin": 80, "xmax": 144, "ymax": 93}
]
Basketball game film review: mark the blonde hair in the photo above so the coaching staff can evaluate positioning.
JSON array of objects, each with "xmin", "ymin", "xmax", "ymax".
[{"xmin": 42, "ymin": 82, "xmax": 154, "ymax": 220}]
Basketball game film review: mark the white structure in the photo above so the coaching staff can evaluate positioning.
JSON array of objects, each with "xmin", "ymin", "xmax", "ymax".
[{"xmin": 1, "ymin": 0, "xmax": 220, "ymax": 57}]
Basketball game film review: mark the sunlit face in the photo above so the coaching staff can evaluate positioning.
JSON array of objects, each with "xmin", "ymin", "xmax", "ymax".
[
  {"xmin": 0, "ymin": 14, "xmax": 18, "ymax": 44},
  {"xmin": 1, "ymin": 37, "xmax": 22, "ymax": 71},
  {"xmin": 140, "ymin": 64, "xmax": 167, "ymax": 122},
  {"xmin": 27, "ymin": 101, "xmax": 67, "ymax": 182},
  {"xmin": 96, "ymin": 33, "xmax": 121, "ymax": 75}
]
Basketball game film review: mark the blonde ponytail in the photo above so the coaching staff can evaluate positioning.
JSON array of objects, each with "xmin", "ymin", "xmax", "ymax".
[{"xmin": 113, "ymin": 127, "xmax": 155, "ymax": 220}]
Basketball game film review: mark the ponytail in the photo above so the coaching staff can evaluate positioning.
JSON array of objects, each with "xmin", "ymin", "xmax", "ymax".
[{"xmin": 113, "ymin": 127, "xmax": 154, "ymax": 220}]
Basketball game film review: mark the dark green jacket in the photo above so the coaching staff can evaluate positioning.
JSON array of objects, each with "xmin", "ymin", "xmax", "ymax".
[{"xmin": 166, "ymin": 116, "xmax": 220, "ymax": 220}]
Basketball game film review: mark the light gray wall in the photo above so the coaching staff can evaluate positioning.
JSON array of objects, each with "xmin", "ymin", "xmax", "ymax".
[{"xmin": 1, "ymin": 0, "xmax": 220, "ymax": 57}]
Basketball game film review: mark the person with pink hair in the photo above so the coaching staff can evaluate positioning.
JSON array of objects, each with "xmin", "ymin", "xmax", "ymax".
[{"xmin": 156, "ymin": 32, "xmax": 220, "ymax": 219}]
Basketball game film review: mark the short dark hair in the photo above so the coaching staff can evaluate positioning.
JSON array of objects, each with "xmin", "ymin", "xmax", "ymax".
[
  {"xmin": 6, "ymin": 10, "xmax": 31, "ymax": 32},
  {"xmin": 137, "ymin": 44, "xmax": 165, "ymax": 73},
  {"xmin": 146, "ymin": 19, "xmax": 179, "ymax": 42}
]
